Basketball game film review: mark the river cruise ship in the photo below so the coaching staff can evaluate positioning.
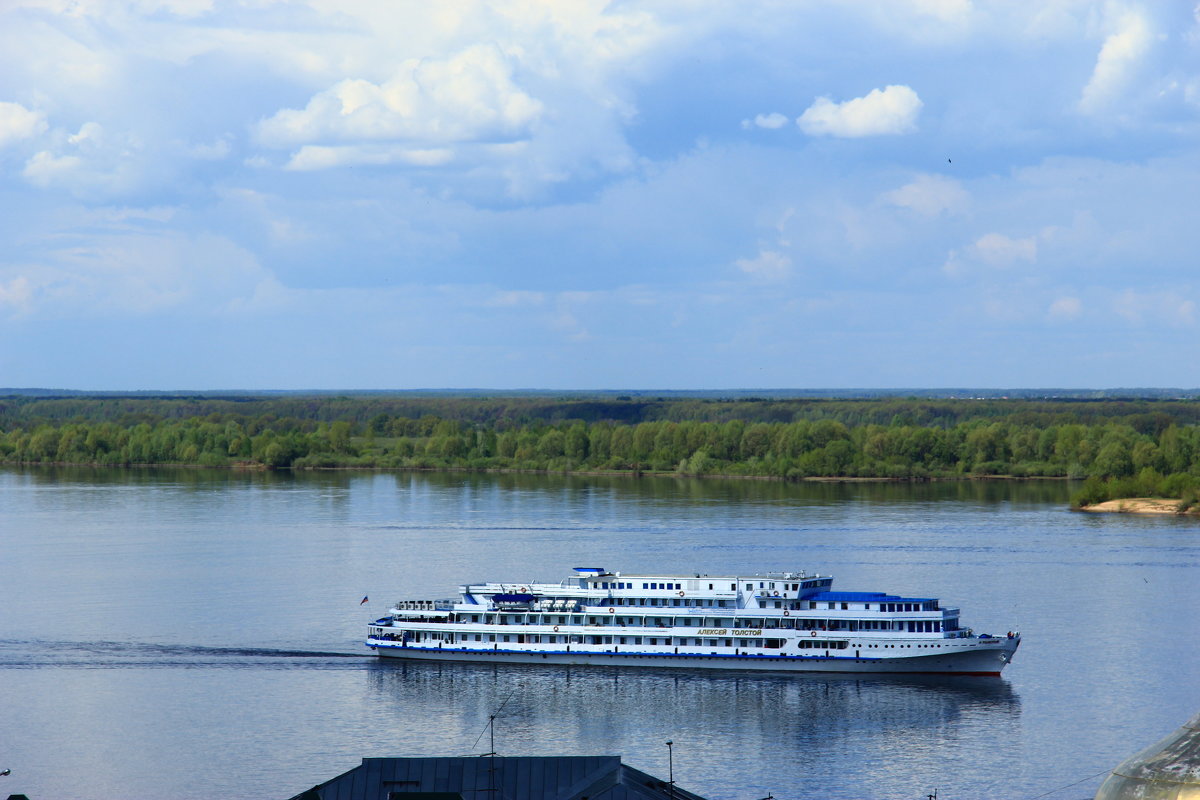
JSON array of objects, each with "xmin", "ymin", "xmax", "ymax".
[{"xmin": 366, "ymin": 567, "xmax": 1020, "ymax": 676}]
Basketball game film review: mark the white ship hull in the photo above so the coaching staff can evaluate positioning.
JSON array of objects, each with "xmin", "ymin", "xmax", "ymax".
[{"xmin": 369, "ymin": 640, "xmax": 1015, "ymax": 676}]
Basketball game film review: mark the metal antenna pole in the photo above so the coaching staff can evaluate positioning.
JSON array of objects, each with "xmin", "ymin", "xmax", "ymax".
[
  {"xmin": 666, "ymin": 741, "xmax": 674, "ymax": 800},
  {"xmin": 469, "ymin": 689, "xmax": 514, "ymax": 800}
]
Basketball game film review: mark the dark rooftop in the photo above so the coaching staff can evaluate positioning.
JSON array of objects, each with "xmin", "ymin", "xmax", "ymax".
[{"xmin": 286, "ymin": 756, "xmax": 709, "ymax": 800}]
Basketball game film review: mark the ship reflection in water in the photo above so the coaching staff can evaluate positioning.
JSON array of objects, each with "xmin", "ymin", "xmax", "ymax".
[{"xmin": 367, "ymin": 660, "xmax": 1021, "ymax": 800}]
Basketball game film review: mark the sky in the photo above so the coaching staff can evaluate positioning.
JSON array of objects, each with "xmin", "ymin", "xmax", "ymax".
[{"xmin": 1, "ymin": 0, "xmax": 1199, "ymax": 391}]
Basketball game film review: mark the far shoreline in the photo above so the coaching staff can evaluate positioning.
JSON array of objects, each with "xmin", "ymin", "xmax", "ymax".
[{"xmin": 0, "ymin": 459, "xmax": 1074, "ymax": 484}]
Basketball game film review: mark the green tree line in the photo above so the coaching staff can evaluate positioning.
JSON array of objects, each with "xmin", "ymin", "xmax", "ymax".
[
  {"xmin": 2, "ymin": 410, "xmax": 1199, "ymax": 503},
  {"xmin": 4, "ymin": 394, "xmax": 1200, "ymax": 431}
]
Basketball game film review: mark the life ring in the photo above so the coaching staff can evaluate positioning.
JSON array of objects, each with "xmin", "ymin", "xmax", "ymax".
[
  {"xmin": 677, "ymin": 590, "xmax": 685, "ymax": 597},
  {"xmin": 553, "ymin": 625, "xmax": 559, "ymax": 632},
  {"xmin": 773, "ymin": 591, "xmax": 779, "ymax": 597},
  {"xmin": 783, "ymin": 610, "xmax": 789, "ymax": 616},
  {"xmin": 520, "ymin": 587, "xmax": 527, "ymax": 593},
  {"xmin": 810, "ymin": 631, "xmax": 817, "ymax": 637},
  {"xmin": 608, "ymin": 607, "xmax": 615, "ymax": 613}
]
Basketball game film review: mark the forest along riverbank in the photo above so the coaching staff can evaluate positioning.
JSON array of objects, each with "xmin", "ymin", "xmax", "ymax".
[{"xmin": 3, "ymin": 395, "xmax": 1200, "ymax": 490}]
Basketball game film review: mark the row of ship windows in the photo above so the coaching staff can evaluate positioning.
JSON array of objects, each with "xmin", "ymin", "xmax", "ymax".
[
  {"xmin": 539, "ymin": 597, "xmax": 935, "ymax": 612},
  {"xmin": 608, "ymin": 598, "xmax": 731, "ymax": 607},
  {"xmin": 594, "ymin": 598, "xmax": 931, "ymax": 611},
  {"xmin": 865, "ymin": 644, "xmax": 944, "ymax": 649},
  {"xmin": 806, "ymin": 601, "xmax": 937, "ymax": 612},
  {"xmin": 372, "ymin": 632, "xmax": 959, "ymax": 652},
  {"xmin": 595, "ymin": 580, "xmax": 826, "ymax": 592},
  {"xmin": 375, "ymin": 630, "xmax": 857, "ymax": 649},
  {"xmin": 598, "ymin": 581, "xmax": 683, "ymax": 590},
  {"xmin": 446, "ymin": 615, "xmax": 953, "ymax": 633}
]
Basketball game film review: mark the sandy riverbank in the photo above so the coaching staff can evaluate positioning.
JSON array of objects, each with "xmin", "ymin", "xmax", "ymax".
[{"xmin": 1079, "ymin": 497, "xmax": 1198, "ymax": 515}]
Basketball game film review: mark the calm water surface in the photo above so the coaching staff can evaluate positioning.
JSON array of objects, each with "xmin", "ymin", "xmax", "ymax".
[{"xmin": 1, "ymin": 468, "xmax": 1198, "ymax": 800}]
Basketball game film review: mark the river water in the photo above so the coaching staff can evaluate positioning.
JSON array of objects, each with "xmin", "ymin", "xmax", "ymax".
[{"xmin": 1, "ymin": 468, "xmax": 1197, "ymax": 800}]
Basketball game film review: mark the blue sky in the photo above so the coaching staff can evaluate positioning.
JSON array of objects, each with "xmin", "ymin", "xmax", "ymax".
[{"xmin": 1, "ymin": 0, "xmax": 1198, "ymax": 390}]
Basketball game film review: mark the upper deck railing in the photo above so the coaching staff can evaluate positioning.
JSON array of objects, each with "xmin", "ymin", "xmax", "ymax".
[{"xmin": 391, "ymin": 599, "xmax": 457, "ymax": 612}]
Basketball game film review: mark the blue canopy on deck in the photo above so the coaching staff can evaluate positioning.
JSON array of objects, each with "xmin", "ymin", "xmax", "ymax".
[{"xmin": 492, "ymin": 593, "xmax": 536, "ymax": 603}]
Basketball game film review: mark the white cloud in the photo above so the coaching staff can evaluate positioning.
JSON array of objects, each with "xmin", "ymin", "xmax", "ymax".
[
  {"xmin": 1079, "ymin": 10, "xmax": 1152, "ymax": 114},
  {"xmin": 943, "ymin": 231, "xmax": 1037, "ymax": 275},
  {"xmin": 1048, "ymin": 296, "xmax": 1082, "ymax": 320},
  {"xmin": 188, "ymin": 137, "xmax": 231, "ymax": 160},
  {"xmin": 742, "ymin": 112, "xmax": 789, "ymax": 130},
  {"xmin": 882, "ymin": 174, "xmax": 968, "ymax": 217},
  {"xmin": 797, "ymin": 85, "xmax": 922, "ymax": 137},
  {"xmin": 0, "ymin": 275, "xmax": 34, "ymax": 315},
  {"xmin": 0, "ymin": 101, "xmax": 48, "ymax": 147},
  {"xmin": 258, "ymin": 44, "xmax": 543, "ymax": 149},
  {"xmin": 68, "ymin": 121, "xmax": 102, "ymax": 146},
  {"xmin": 735, "ymin": 249, "xmax": 792, "ymax": 281},
  {"xmin": 23, "ymin": 150, "xmax": 85, "ymax": 186},
  {"xmin": 239, "ymin": 5, "xmax": 659, "ymax": 195},
  {"xmin": 973, "ymin": 232, "xmax": 1037, "ymax": 266},
  {"xmin": 909, "ymin": 0, "xmax": 971, "ymax": 24},
  {"xmin": 285, "ymin": 144, "xmax": 455, "ymax": 171},
  {"xmin": 19, "ymin": 121, "xmax": 148, "ymax": 197}
]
